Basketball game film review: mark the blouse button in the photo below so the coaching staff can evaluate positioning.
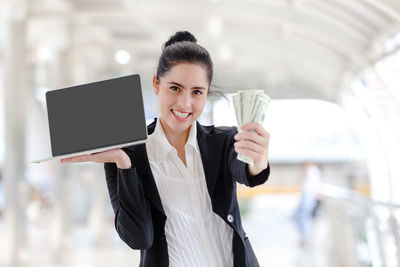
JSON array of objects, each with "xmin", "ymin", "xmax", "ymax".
[{"xmin": 227, "ymin": 214, "xmax": 234, "ymax": 223}]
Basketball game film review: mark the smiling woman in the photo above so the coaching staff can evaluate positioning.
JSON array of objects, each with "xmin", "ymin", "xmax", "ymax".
[{"xmin": 61, "ymin": 31, "xmax": 271, "ymax": 267}]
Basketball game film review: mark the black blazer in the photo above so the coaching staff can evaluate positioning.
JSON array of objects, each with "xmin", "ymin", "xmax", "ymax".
[{"xmin": 104, "ymin": 118, "xmax": 270, "ymax": 267}]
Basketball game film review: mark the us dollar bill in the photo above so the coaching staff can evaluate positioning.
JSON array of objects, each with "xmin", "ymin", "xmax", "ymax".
[
  {"xmin": 232, "ymin": 90, "xmax": 271, "ymax": 165},
  {"xmin": 231, "ymin": 94, "xmax": 242, "ymax": 127}
]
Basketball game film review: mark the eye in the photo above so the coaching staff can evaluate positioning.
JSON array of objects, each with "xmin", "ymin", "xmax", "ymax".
[
  {"xmin": 170, "ymin": 86, "xmax": 180, "ymax": 91},
  {"xmin": 193, "ymin": 90, "xmax": 203, "ymax": 95}
]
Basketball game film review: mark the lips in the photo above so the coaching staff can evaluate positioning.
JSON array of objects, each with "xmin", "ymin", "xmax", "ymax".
[{"xmin": 171, "ymin": 109, "xmax": 191, "ymax": 121}]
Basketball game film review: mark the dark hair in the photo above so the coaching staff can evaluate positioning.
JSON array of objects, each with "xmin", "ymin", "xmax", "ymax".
[
  {"xmin": 156, "ymin": 31, "xmax": 228, "ymax": 101},
  {"xmin": 156, "ymin": 31, "xmax": 213, "ymax": 86}
]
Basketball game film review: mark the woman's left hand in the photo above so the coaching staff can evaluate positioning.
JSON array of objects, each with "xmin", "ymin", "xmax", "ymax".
[{"xmin": 234, "ymin": 122, "xmax": 270, "ymax": 176}]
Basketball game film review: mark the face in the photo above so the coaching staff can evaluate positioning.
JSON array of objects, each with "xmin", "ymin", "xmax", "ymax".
[{"xmin": 152, "ymin": 63, "xmax": 209, "ymax": 136}]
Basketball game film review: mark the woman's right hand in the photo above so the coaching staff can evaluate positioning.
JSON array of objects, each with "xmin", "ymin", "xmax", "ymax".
[{"xmin": 60, "ymin": 148, "xmax": 132, "ymax": 169}]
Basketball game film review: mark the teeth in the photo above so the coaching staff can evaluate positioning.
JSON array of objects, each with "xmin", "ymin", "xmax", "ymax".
[{"xmin": 172, "ymin": 109, "xmax": 190, "ymax": 118}]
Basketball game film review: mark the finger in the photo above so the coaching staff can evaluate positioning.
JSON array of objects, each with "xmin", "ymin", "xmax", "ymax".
[
  {"xmin": 234, "ymin": 139, "xmax": 264, "ymax": 154},
  {"xmin": 234, "ymin": 146, "xmax": 260, "ymax": 161},
  {"xmin": 241, "ymin": 123, "xmax": 269, "ymax": 138},
  {"xmin": 234, "ymin": 141, "xmax": 263, "ymax": 156},
  {"xmin": 75, "ymin": 155, "xmax": 93, "ymax": 161},
  {"xmin": 61, "ymin": 154, "xmax": 94, "ymax": 163},
  {"xmin": 60, "ymin": 157, "xmax": 77, "ymax": 162},
  {"xmin": 235, "ymin": 131, "xmax": 267, "ymax": 147}
]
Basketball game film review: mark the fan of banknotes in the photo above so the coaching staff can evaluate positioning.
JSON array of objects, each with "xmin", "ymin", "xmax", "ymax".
[{"xmin": 232, "ymin": 90, "xmax": 271, "ymax": 165}]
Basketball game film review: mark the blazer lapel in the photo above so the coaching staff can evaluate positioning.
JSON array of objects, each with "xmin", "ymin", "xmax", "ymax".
[
  {"xmin": 124, "ymin": 119, "xmax": 165, "ymax": 216},
  {"xmin": 131, "ymin": 144, "xmax": 165, "ymax": 215},
  {"xmin": 196, "ymin": 121, "xmax": 225, "ymax": 198}
]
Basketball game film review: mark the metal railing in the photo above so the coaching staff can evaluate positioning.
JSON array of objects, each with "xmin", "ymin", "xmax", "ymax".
[{"xmin": 320, "ymin": 184, "xmax": 400, "ymax": 267}]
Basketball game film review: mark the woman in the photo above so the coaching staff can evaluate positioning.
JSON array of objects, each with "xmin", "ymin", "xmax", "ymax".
[{"xmin": 61, "ymin": 31, "xmax": 271, "ymax": 267}]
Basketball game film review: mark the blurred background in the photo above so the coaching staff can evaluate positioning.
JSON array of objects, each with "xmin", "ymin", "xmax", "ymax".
[{"xmin": 1, "ymin": 0, "xmax": 400, "ymax": 266}]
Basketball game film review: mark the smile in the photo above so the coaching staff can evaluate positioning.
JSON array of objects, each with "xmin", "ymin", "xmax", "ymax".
[{"xmin": 171, "ymin": 109, "xmax": 191, "ymax": 120}]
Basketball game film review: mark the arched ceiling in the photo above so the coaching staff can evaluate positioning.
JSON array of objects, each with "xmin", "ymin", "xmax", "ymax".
[{"xmin": 27, "ymin": 0, "xmax": 400, "ymax": 102}]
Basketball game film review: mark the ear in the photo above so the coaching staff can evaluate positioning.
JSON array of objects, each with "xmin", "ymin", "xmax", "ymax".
[{"xmin": 152, "ymin": 75, "xmax": 159, "ymax": 95}]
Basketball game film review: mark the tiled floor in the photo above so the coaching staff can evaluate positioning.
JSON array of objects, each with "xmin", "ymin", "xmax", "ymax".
[{"xmin": 0, "ymin": 194, "xmax": 329, "ymax": 267}]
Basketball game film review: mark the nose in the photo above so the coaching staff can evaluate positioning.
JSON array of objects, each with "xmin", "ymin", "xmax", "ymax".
[{"xmin": 176, "ymin": 91, "xmax": 191, "ymax": 110}]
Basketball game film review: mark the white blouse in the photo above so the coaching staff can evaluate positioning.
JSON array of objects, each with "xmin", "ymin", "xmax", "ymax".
[{"xmin": 145, "ymin": 119, "xmax": 233, "ymax": 267}]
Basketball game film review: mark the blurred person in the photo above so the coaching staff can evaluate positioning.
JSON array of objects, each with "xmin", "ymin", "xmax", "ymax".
[
  {"xmin": 60, "ymin": 31, "xmax": 270, "ymax": 267},
  {"xmin": 293, "ymin": 162, "xmax": 322, "ymax": 247}
]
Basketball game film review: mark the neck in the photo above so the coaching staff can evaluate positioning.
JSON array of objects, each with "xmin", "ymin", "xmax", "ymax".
[{"xmin": 159, "ymin": 118, "xmax": 191, "ymax": 149}]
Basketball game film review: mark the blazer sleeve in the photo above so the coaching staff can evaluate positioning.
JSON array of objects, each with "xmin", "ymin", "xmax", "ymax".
[
  {"xmin": 104, "ymin": 162, "xmax": 154, "ymax": 249},
  {"xmin": 228, "ymin": 126, "xmax": 270, "ymax": 187}
]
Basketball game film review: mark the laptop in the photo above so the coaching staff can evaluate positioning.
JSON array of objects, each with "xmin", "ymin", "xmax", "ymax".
[{"xmin": 31, "ymin": 74, "xmax": 148, "ymax": 163}]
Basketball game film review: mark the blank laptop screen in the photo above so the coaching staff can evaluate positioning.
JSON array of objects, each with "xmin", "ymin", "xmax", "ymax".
[{"xmin": 46, "ymin": 74, "xmax": 147, "ymax": 156}]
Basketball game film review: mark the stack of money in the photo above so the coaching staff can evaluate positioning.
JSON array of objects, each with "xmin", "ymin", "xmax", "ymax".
[{"xmin": 232, "ymin": 90, "xmax": 271, "ymax": 165}]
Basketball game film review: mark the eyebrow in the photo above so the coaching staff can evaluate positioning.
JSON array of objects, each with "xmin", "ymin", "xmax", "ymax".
[{"xmin": 168, "ymin": 81, "xmax": 207, "ymax": 90}]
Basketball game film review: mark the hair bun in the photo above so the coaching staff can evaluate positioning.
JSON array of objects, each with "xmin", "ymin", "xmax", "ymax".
[{"xmin": 164, "ymin": 31, "xmax": 197, "ymax": 48}]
